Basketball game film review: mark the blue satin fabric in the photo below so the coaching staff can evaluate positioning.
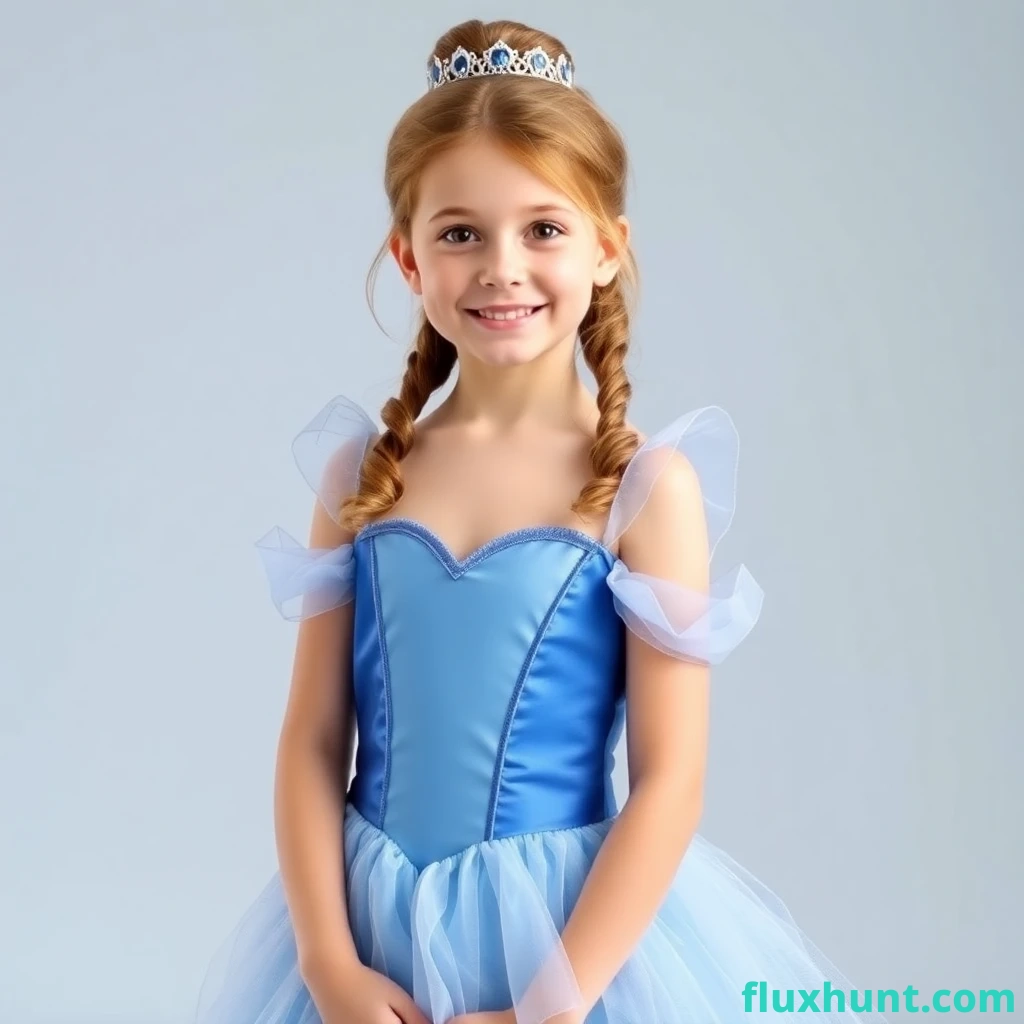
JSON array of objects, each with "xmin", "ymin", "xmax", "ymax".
[{"xmin": 347, "ymin": 520, "xmax": 625, "ymax": 869}]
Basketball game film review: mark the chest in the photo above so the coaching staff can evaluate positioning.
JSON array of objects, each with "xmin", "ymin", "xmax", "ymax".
[{"xmin": 380, "ymin": 431, "xmax": 616, "ymax": 561}]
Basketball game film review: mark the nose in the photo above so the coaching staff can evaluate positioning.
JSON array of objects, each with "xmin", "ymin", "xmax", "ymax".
[{"xmin": 477, "ymin": 234, "xmax": 526, "ymax": 289}]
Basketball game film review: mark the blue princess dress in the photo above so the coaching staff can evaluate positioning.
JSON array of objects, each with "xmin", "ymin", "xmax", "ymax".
[{"xmin": 195, "ymin": 396, "xmax": 876, "ymax": 1024}]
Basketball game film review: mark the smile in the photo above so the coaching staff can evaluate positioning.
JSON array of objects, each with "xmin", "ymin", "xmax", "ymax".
[{"xmin": 466, "ymin": 305, "xmax": 547, "ymax": 329}]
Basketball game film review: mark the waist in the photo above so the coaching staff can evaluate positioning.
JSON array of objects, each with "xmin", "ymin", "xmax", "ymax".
[{"xmin": 349, "ymin": 767, "xmax": 610, "ymax": 869}]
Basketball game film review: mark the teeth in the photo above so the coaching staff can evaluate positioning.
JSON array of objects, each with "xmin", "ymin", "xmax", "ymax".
[{"xmin": 476, "ymin": 306, "xmax": 537, "ymax": 320}]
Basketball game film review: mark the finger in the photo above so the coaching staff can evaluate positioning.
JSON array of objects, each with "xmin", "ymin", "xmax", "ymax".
[{"xmin": 397, "ymin": 994, "xmax": 432, "ymax": 1024}]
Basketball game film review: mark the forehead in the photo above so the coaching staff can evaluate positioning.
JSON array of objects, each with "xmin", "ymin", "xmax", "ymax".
[{"xmin": 416, "ymin": 138, "xmax": 580, "ymax": 220}]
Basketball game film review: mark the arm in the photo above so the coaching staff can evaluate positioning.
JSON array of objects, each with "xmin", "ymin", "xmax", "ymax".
[
  {"xmin": 273, "ymin": 490, "xmax": 362, "ymax": 985},
  {"xmin": 557, "ymin": 451, "xmax": 712, "ymax": 1020}
]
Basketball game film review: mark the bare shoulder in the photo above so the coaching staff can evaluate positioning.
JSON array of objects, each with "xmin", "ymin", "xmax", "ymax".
[
  {"xmin": 632, "ymin": 445, "xmax": 702, "ymax": 517},
  {"xmin": 617, "ymin": 439, "xmax": 707, "ymax": 573}
]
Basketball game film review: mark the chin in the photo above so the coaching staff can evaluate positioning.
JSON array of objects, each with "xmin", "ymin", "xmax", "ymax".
[{"xmin": 462, "ymin": 340, "xmax": 550, "ymax": 367}]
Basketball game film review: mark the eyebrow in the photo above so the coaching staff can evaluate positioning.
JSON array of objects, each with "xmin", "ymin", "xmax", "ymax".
[{"xmin": 427, "ymin": 203, "xmax": 576, "ymax": 224}]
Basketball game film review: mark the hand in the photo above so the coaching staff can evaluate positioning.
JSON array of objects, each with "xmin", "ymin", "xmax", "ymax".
[{"xmin": 305, "ymin": 958, "xmax": 431, "ymax": 1024}]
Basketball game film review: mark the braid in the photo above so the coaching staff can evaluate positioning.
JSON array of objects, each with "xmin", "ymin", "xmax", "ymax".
[
  {"xmin": 572, "ymin": 277, "xmax": 641, "ymax": 519},
  {"xmin": 340, "ymin": 316, "xmax": 457, "ymax": 532}
]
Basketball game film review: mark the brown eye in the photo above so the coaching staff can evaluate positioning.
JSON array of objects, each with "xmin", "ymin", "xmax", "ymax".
[
  {"xmin": 441, "ymin": 226, "xmax": 477, "ymax": 244},
  {"xmin": 532, "ymin": 222, "xmax": 564, "ymax": 240}
]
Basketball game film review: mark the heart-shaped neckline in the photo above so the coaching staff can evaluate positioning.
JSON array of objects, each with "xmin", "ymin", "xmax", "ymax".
[{"xmin": 356, "ymin": 516, "xmax": 615, "ymax": 577}]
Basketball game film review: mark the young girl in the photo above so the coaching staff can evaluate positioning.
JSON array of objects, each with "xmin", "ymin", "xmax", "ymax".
[{"xmin": 196, "ymin": 18, "xmax": 882, "ymax": 1024}]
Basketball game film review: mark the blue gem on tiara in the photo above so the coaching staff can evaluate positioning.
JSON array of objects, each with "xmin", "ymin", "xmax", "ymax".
[
  {"xmin": 451, "ymin": 46, "xmax": 471, "ymax": 77},
  {"xmin": 488, "ymin": 44, "xmax": 511, "ymax": 68},
  {"xmin": 426, "ymin": 38, "xmax": 575, "ymax": 91}
]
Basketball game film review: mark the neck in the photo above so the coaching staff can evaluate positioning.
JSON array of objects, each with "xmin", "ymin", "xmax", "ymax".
[{"xmin": 443, "ymin": 340, "xmax": 596, "ymax": 432}]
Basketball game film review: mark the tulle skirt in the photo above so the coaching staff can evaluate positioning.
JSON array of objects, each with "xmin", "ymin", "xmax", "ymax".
[{"xmin": 194, "ymin": 804, "xmax": 881, "ymax": 1023}]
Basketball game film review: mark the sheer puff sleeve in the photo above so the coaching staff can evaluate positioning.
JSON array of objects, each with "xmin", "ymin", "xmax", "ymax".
[
  {"xmin": 254, "ymin": 395, "xmax": 377, "ymax": 621},
  {"xmin": 602, "ymin": 406, "xmax": 765, "ymax": 666}
]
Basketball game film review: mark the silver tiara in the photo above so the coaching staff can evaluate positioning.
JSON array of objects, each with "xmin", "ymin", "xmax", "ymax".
[{"xmin": 427, "ymin": 39, "xmax": 574, "ymax": 91}]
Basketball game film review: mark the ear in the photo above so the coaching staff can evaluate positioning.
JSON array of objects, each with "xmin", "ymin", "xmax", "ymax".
[
  {"xmin": 389, "ymin": 232, "xmax": 422, "ymax": 296},
  {"xmin": 593, "ymin": 215, "xmax": 630, "ymax": 288}
]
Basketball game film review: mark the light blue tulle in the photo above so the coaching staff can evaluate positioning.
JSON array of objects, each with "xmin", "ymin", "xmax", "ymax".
[
  {"xmin": 254, "ymin": 526, "xmax": 356, "ymax": 621},
  {"xmin": 606, "ymin": 559, "xmax": 763, "ymax": 665},
  {"xmin": 598, "ymin": 403, "xmax": 765, "ymax": 665},
  {"xmin": 196, "ymin": 805, "xmax": 880, "ymax": 1023}
]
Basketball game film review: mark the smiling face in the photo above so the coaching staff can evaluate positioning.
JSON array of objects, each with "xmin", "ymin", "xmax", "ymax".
[{"xmin": 390, "ymin": 137, "xmax": 625, "ymax": 370}]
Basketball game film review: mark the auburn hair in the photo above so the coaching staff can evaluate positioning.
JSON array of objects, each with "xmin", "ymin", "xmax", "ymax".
[{"xmin": 340, "ymin": 18, "xmax": 641, "ymax": 533}]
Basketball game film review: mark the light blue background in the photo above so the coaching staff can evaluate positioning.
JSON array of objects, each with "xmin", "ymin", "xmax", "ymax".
[{"xmin": 1, "ymin": 3, "xmax": 1020, "ymax": 1021}]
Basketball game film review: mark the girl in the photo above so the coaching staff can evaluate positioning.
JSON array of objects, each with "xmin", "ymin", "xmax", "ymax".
[{"xmin": 196, "ymin": 18, "xmax": 882, "ymax": 1024}]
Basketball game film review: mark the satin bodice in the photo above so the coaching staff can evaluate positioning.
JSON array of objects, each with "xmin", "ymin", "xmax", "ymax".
[{"xmin": 346, "ymin": 519, "xmax": 628, "ymax": 869}]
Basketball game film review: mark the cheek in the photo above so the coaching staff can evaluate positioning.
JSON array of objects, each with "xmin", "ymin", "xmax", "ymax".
[
  {"xmin": 543, "ymin": 251, "xmax": 595, "ymax": 296},
  {"xmin": 420, "ymin": 259, "xmax": 463, "ymax": 302},
  {"xmin": 543, "ymin": 267, "xmax": 594, "ymax": 322}
]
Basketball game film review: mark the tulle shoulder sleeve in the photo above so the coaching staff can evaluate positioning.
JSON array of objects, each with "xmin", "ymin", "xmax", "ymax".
[
  {"xmin": 602, "ymin": 406, "xmax": 765, "ymax": 666},
  {"xmin": 254, "ymin": 395, "xmax": 378, "ymax": 621}
]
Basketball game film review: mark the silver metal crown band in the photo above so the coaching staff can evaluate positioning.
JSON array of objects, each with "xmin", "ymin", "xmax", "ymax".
[{"xmin": 427, "ymin": 39, "xmax": 575, "ymax": 91}]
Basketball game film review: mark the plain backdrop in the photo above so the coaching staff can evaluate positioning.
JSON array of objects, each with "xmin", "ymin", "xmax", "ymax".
[{"xmin": 1, "ymin": 2, "xmax": 1021, "ymax": 1021}]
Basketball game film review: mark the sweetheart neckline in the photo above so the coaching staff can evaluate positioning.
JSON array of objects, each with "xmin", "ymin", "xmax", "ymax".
[{"xmin": 355, "ymin": 516, "xmax": 618, "ymax": 573}]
